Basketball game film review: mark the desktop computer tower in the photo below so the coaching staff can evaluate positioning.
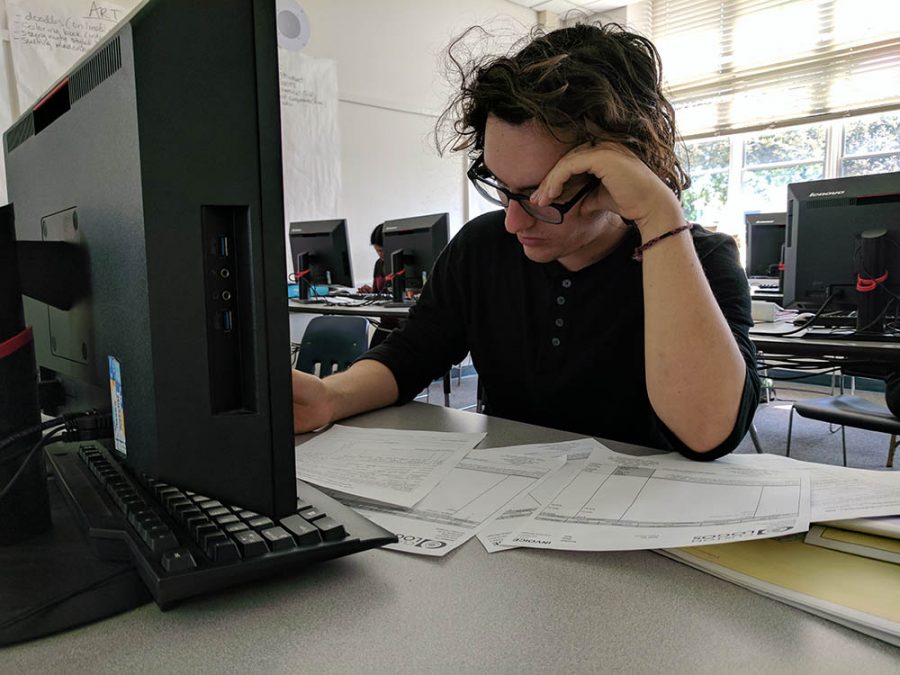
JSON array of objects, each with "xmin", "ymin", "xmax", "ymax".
[{"xmin": 4, "ymin": 0, "xmax": 296, "ymax": 517}]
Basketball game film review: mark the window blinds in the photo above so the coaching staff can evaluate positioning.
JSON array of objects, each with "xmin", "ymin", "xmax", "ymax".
[{"xmin": 649, "ymin": 0, "xmax": 900, "ymax": 138}]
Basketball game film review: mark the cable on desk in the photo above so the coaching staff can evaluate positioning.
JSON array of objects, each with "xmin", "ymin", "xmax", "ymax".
[{"xmin": 0, "ymin": 411, "xmax": 113, "ymax": 503}]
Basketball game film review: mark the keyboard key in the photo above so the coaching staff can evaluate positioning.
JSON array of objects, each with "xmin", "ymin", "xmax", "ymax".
[
  {"xmin": 248, "ymin": 516, "xmax": 275, "ymax": 530},
  {"xmin": 280, "ymin": 514, "xmax": 322, "ymax": 545},
  {"xmin": 299, "ymin": 507, "xmax": 325, "ymax": 522},
  {"xmin": 224, "ymin": 521, "xmax": 250, "ymax": 534},
  {"xmin": 206, "ymin": 506, "xmax": 231, "ymax": 518},
  {"xmin": 147, "ymin": 526, "xmax": 179, "ymax": 553},
  {"xmin": 238, "ymin": 510, "xmax": 258, "ymax": 520},
  {"xmin": 215, "ymin": 513, "xmax": 240, "ymax": 526},
  {"xmin": 314, "ymin": 516, "xmax": 347, "ymax": 542},
  {"xmin": 233, "ymin": 530, "xmax": 268, "ymax": 558},
  {"xmin": 205, "ymin": 534, "xmax": 241, "ymax": 563},
  {"xmin": 161, "ymin": 548, "xmax": 197, "ymax": 573},
  {"xmin": 199, "ymin": 500, "xmax": 223, "ymax": 512},
  {"xmin": 193, "ymin": 522, "xmax": 219, "ymax": 544},
  {"xmin": 260, "ymin": 526, "xmax": 296, "ymax": 551}
]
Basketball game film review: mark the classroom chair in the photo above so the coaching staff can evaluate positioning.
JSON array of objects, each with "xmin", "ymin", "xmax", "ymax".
[
  {"xmin": 786, "ymin": 395, "xmax": 900, "ymax": 468},
  {"xmin": 296, "ymin": 316, "xmax": 369, "ymax": 378}
]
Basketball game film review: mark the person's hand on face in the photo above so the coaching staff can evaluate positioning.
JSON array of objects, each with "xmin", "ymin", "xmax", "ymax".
[{"xmin": 529, "ymin": 143, "xmax": 682, "ymax": 230}]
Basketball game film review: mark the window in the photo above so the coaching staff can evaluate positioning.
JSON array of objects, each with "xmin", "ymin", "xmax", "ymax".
[
  {"xmin": 841, "ymin": 112, "xmax": 900, "ymax": 177},
  {"xmin": 651, "ymin": 0, "xmax": 900, "ymax": 138},
  {"xmin": 679, "ymin": 139, "xmax": 729, "ymax": 226},
  {"xmin": 679, "ymin": 110, "xmax": 900, "ymax": 253},
  {"xmin": 741, "ymin": 126, "xmax": 826, "ymax": 212}
]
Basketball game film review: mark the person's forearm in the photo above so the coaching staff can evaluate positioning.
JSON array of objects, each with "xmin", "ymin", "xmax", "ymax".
[
  {"xmin": 640, "ymin": 216, "xmax": 747, "ymax": 453},
  {"xmin": 324, "ymin": 359, "xmax": 400, "ymax": 423}
]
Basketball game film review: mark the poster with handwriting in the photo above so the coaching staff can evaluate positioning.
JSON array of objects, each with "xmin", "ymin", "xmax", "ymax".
[
  {"xmin": 6, "ymin": 0, "xmax": 140, "ymax": 108},
  {"xmin": 278, "ymin": 50, "xmax": 340, "ymax": 226}
]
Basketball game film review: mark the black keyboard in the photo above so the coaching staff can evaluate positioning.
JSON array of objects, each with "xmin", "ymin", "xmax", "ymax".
[{"xmin": 45, "ymin": 441, "xmax": 396, "ymax": 608}]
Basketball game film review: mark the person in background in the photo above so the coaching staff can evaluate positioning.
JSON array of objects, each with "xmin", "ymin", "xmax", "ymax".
[
  {"xmin": 292, "ymin": 21, "xmax": 760, "ymax": 460},
  {"xmin": 357, "ymin": 223, "xmax": 400, "ymax": 348},
  {"xmin": 357, "ymin": 223, "xmax": 386, "ymax": 294}
]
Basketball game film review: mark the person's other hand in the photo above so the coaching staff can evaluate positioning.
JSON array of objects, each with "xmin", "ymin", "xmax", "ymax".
[
  {"xmin": 357, "ymin": 284, "xmax": 374, "ymax": 293},
  {"xmin": 291, "ymin": 369, "xmax": 335, "ymax": 433}
]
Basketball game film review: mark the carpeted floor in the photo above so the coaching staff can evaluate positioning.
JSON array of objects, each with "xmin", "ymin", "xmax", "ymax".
[{"xmin": 423, "ymin": 374, "xmax": 899, "ymax": 471}]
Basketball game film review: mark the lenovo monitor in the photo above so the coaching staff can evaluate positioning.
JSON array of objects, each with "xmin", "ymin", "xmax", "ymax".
[
  {"xmin": 288, "ymin": 219, "xmax": 353, "ymax": 287},
  {"xmin": 782, "ymin": 171, "xmax": 900, "ymax": 320},
  {"xmin": 382, "ymin": 212, "xmax": 449, "ymax": 293},
  {"xmin": 745, "ymin": 212, "xmax": 786, "ymax": 278}
]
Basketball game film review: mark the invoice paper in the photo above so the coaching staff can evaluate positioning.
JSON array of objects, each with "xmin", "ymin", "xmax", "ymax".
[
  {"xmin": 720, "ymin": 452, "xmax": 900, "ymax": 522},
  {"xmin": 477, "ymin": 438, "xmax": 598, "ymax": 553},
  {"xmin": 295, "ymin": 425, "xmax": 485, "ymax": 508},
  {"xmin": 502, "ymin": 443, "xmax": 811, "ymax": 551},
  {"xmin": 331, "ymin": 445, "xmax": 567, "ymax": 556}
]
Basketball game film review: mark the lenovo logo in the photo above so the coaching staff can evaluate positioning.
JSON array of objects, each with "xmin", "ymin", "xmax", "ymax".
[{"xmin": 808, "ymin": 190, "xmax": 846, "ymax": 197}]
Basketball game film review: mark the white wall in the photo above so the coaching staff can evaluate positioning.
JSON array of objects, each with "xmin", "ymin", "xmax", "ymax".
[
  {"xmin": 297, "ymin": 0, "xmax": 537, "ymax": 285},
  {"xmin": 0, "ymin": 2, "xmax": 18, "ymax": 205}
]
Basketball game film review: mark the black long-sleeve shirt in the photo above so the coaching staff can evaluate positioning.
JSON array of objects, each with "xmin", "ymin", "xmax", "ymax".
[{"xmin": 362, "ymin": 210, "xmax": 760, "ymax": 460}]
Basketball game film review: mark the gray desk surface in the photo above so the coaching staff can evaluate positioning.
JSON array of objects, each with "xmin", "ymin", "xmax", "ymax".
[
  {"xmin": 5, "ymin": 403, "xmax": 900, "ymax": 673},
  {"xmin": 289, "ymin": 298, "xmax": 410, "ymax": 319}
]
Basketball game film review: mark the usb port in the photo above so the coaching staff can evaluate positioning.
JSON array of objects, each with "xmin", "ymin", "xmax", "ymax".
[
  {"xmin": 219, "ymin": 309, "xmax": 234, "ymax": 333},
  {"xmin": 217, "ymin": 235, "xmax": 230, "ymax": 257}
]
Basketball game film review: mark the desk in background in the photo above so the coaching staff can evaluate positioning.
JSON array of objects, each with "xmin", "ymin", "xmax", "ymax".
[
  {"xmin": 5, "ymin": 403, "xmax": 899, "ymax": 670},
  {"xmin": 750, "ymin": 324, "xmax": 900, "ymax": 369}
]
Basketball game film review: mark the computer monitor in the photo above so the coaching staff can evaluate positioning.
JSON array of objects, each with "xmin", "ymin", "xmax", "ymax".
[
  {"xmin": 382, "ymin": 213, "xmax": 449, "ymax": 293},
  {"xmin": 745, "ymin": 212, "xmax": 786, "ymax": 278},
  {"xmin": 288, "ymin": 219, "xmax": 353, "ymax": 287},
  {"xmin": 4, "ymin": 0, "xmax": 294, "ymax": 517},
  {"xmin": 782, "ymin": 171, "xmax": 900, "ymax": 316}
]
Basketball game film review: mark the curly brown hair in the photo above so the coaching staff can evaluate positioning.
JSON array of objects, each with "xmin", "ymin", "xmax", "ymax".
[{"xmin": 437, "ymin": 22, "xmax": 690, "ymax": 198}]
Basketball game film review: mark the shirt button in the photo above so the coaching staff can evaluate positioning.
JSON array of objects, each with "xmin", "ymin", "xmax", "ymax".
[
  {"xmin": 551, "ymin": 337, "xmax": 561, "ymax": 347},
  {"xmin": 562, "ymin": 279, "xmax": 572, "ymax": 288},
  {"xmin": 556, "ymin": 296, "xmax": 565, "ymax": 305},
  {"xmin": 555, "ymin": 318, "xmax": 564, "ymax": 328}
]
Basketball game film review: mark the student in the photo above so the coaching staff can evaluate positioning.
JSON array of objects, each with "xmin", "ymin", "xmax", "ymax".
[
  {"xmin": 358, "ymin": 223, "xmax": 400, "ymax": 348},
  {"xmin": 357, "ymin": 223, "xmax": 386, "ymax": 294},
  {"xmin": 291, "ymin": 22, "xmax": 760, "ymax": 460}
]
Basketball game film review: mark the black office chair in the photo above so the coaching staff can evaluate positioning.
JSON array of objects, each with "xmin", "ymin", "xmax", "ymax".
[
  {"xmin": 296, "ymin": 316, "xmax": 369, "ymax": 378},
  {"xmin": 786, "ymin": 395, "xmax": 900, "ymax": 467}
]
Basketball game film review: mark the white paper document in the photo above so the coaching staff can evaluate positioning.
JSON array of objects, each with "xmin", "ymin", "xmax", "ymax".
[
  {"xmin": 502, "ymin": 444, "xmax": 812, "ymax": 551},
  {"xmin": 477, "ymin": 438, "xmax": 598, "ymax": 553},
  {"xmin": 295, "ymin": 425, "xmax": 485, "ymax": 508},
  {"xmin": 332, "ymin": 445, "xmax": 567, "ymax": 556},
  {"xmin": 720, "ymin": 453, "xmax": 900, "ymax": 522}
]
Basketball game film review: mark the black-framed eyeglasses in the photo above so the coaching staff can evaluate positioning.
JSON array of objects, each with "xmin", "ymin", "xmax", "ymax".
[{"xmin": 466, "ymin": 154, "xmax": 600, "ymax": 224}]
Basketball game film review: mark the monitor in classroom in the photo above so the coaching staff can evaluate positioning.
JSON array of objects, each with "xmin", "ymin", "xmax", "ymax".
[
  {"xmin": 288, "ymin": 219, "xmax": 353, "ymax": 288},
  {"xmin": 782, "ymin": 171, "xmax": 900, "ymax": 322},
  {"xmin": 745, "ymin": 212, "xmax": 786, "ymax": 278},
  {"xmin": 382, "ymin": 212, "xmax": 449, "ymax": 292}
]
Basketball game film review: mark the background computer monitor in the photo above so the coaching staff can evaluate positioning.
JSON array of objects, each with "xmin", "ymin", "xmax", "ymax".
[
  {"xmin": 4, "ymin": 0, "xmax": 295, "ymax": 517},
  {"xmin": 288, "ymin": 219, "xmax": 353, "ymax": 287},
  {"xmin": 382, "ymin": 213, "xmax": 449, "ymax": 292},
  {"xmin": 782, "ymin": 171, "xmax": 900, "ymax": 314},
  {"xmin": 745, "ymin": 212, "xmax": 786, "ymax": 278}
]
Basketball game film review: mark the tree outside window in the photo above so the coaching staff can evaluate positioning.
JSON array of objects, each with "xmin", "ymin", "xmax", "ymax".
[
  {"xmin": 842, "ymin": 112, "xmax": 900, "ymax": 177},
  {"xmin": 679, "ymin": 139, "xmax": 730, "ymax": 227}
]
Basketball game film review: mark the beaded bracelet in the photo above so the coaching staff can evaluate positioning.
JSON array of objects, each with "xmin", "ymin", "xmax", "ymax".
[{"xmin": 632, "ymin": 223, "xmax": 693, "ymax": 262}]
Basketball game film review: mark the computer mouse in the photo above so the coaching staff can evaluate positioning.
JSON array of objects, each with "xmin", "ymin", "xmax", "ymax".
[{"xmin": 793, "ymin": 312, "xmax": 816, "ymax": 325}]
